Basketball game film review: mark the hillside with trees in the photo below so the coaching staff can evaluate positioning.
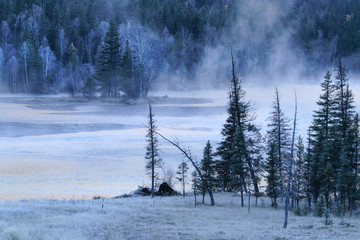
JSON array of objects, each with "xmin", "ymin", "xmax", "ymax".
[{"xmin": 0, "ymin": 0, "xmax": 360, "ymax": 97}]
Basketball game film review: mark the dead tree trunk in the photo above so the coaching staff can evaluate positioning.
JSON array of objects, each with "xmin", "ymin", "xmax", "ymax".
[
  {"xmin": 283, "ymin": 92, "xmax": 297, "ymax": 228},
  {"xmin": 157, "ymin": 132, "xmax": 215, "ymax": 206}
]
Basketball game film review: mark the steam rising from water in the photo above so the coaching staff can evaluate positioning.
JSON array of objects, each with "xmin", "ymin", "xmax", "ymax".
[{"xmin": 194, "ymin": 0, "xmax": 321, "ymax": 88}]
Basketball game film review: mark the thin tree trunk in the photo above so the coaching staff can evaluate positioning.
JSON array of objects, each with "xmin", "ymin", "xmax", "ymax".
[
  {"xmin": 24, "ymin": 57, "xmax": 29, "ymax": 93},
  {"xmin": 240, "ymin": 184, "xmax": 244, "ymax": 207},
  {"xmin": 149, "ymin": 103, "xmax": 155, "ymax": 198},
  {"xmin": 246, "ymin": 156, "xmax": 260, "ymax": 198},
  {"xmin": 194, "ymin": 190, "xmax": 197, "ymax": 207},
  {"xmin": 274, "ymin": 197, "xmax": 278, "ymax": 209},
  {"xmin": 283, "ymin": 92, "xmax": 297, "ymax": 228},
  {"xmin": 182, "ymin": 175, "xmax": 185, "ymax": 198}
]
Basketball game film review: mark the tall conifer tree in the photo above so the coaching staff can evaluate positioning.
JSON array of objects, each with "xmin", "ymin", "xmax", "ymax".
[
  {"xmin": 310, "ymin": 71, "xmax": 336, "ymax": 208},
  {"xmin": 145, "ymin": 103, "xmax": 162, "ymax": 198},
  {"xmin": 266, "ymin": 87, "xmax": 291, "ymax": 199},
  {"xmin": 200, "ymin": 140, "xmax": 216, "ymax": 204},
  {"xmin": 216, "ymin": 54, "xmax": 260, "ymax": 199},
  {"xmin": 97, "ymin": 20, "xmax": 121, "ymax": 97}
]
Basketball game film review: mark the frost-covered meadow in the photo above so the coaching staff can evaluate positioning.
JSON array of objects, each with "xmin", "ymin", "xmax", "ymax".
[
  {"xmin": 0, "ymin": 193, "xmax": 359, "ymax": 240},
  {"xmin": 1, "ymin": 83, "xmax": 360, "ymax": 239}
]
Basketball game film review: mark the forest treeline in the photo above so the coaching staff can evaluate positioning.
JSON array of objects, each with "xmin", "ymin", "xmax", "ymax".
[{"xmin": 0, "ymin": 0, "xmax": 360, "ymax": 97}]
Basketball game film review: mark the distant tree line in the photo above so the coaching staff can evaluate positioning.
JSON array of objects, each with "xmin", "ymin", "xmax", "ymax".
[
  {"xmin": 1, "ymin": 0, "xmax": 360, "ymax": 96},
  {"xmin": 0, "ymin": 0, "xmax": 226, "ymax": 97}
]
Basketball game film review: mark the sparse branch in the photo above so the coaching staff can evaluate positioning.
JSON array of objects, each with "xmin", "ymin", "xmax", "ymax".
[{"xmin": 155, "ymin": 131, "xmax": 215, "ymax": 206}]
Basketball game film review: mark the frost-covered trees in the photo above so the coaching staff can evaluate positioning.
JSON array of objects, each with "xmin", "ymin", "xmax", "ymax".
[
  {"xmin": 292, "ymin": 136, "xmax": 306, "ymax": 209},
  {"xmin": 120, "ymin": 23, "xmax": 162, "ymax": 98},
  {"xmin": 309, "ymin": 71, "xmax": 336, "ymax": 209},
  {"xmin": 265, "ymin": 88, "xmax": 291, "ymax": 200},
  {"xmin": 283, "ymin": 92, "xmax": 297, "ymax": 228},
  {"xmin": 216, "ymin": 55, "xmax": 261, "ymax": 201},
  {"xmin": 39, "ymin": 37, "xmax": 56, "ymax": 89},
  {"xmin": 1, "ymin": 21, "xmax": 10, "ymax": 56},
  {"xmin": 265, "ymin": 143, "xmax": 281, "ymax": 208},
  {"xmin": 306, "ymin": 61, "xmax": 360, "ymax": 215},
  {"xmin": 333, "ymin": 60, "xmax": 356, "ymax": 214},
  {"xmin": 145, "ymin": 103, "xmax": 162, "ymax": 198},
  {"xmin": 200, "ymin": 140, "xmax": 216, "ymax": 204}
]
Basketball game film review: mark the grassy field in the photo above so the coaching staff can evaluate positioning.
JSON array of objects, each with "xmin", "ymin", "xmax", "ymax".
[{"xmin": 0, "ymin": 193, "xmax": 359, "ymax": 240}]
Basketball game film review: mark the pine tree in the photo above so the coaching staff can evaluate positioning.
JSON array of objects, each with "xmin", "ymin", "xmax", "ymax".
[
  {"xmin": 350, "ymin": 114, "xmax": 360, "ymax": 215},
  {"xmin": 28, "ymin": 40, "xmax": 43, "ymax": 93},
  {"xmin": 310, "ymin": 71, "xmax": 336, "ymax": 208},
  {"xmin": 304, "ymin": 128, "xmax": 313, "ymax": 209},
  {"xmin": 333, "ymin": 60, "xmax": 355, "ymax": 213},
  {"xmin": 292, "ymin": 135, "xmax": 305, "ymax": 209},
  {"xmin": 266, "ymin": 87, "xmax": 291, "ymax": 199},
  {"xmin": 120, "ymin": 40, "xmax": 140, "ymax": 100},
  {"xmin": 97, "ymin": 20, "xmax": 121, "ymax": 97},
  {"xmin": 191, "ymin": 170, "xmax": 201, "ymax": 206},
  {"xmin": 145, "ymin": 103, "xmax": 162, "ymax": 198},
  {"xmin": 83, "ymin": 76, "xmax": 97, "ymax": 98},
  {"xmin": 216, "ymin": 54, "xmax": 261, "ymax": 199},
  {"xmin": 264, "ymin": 142, "xmax": 281, "ymax": 208},
  {"xmin": 308, "ymin": 65, "xmax": 357, "ymax": 215},
  {"xmin": 230, "ymin": 126, "xmax": 248, "ymax": 206},
  {"xmin": 200, "ymin": 140, "xmax": 216, "ymax": 204},
  {"xmin": 176, "ymin": 160, "xmax": 189, "ymax": 198}
]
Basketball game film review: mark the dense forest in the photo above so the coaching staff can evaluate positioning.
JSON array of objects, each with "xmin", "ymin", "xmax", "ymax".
[{"xmin": 0, "ymin": 0, "xmax": 360, "ymax": 97}]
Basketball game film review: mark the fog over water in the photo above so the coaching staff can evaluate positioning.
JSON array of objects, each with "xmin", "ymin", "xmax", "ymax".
[{"xmin": 1, "ymin": 79, "xmax": 360, "ymax": 201}]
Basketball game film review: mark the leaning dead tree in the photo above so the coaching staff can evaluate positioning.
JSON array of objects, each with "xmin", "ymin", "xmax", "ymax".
[
  {"xmin": 156, "ymin": 131, "xmax": 215, "ymax": 206},
  {"xmin": 283, "ymin": 92, "xmax": 297, "ymax": 228}
]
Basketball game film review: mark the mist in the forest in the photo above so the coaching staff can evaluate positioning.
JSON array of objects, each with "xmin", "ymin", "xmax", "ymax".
[{"xmin": 194, "ymin": 0, "xmax": 315, "ymax": 89}]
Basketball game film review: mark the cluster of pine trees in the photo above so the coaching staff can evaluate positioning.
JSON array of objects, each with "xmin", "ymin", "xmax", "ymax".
[
  {"xmin": 146, "ymin": 59, "xmax": 360, "ymax": 218},
  {"xmin": 224, "ymin": 60, "xmax": 360, "ymax": 215},
  {"xmin": 306, "ymin": 61, "xmax": 359, "ymax": 215}
]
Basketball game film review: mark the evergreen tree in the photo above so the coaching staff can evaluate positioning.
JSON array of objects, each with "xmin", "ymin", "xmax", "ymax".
[
  {"xmin": 292, "ymin": 135, "xmax": 305, "ymax": 209},
  {"xmin": 310, "ymin": 71, "xmax": 336, "ymax": 208},
  {"xmin": 83, "ymin": 76, "xmax": 97, "ymax": 98},
  {"xmin": 264, "ymin": 142, "xmax": 281, "ymax": 208},
  {"xmin": 230, "ymin": 126, "xmax": 248, "ymax": 206},
  {"xmin": 200, "ymin": 140, "xmax": 216, "ymax": 204},
  {"xmin": 176, "ymin": 160, "xmax": 189, "ymax": 198},
  {"xmin": 308, "ymin": 65, "xmax": 358, "ymax": 215},
  {"xmin": 266, "ymin": 87, "xmax": 291, "ymax": 198},
  {"xmin": 120, "ymin": 40, "xmax": 141, "ymax": 99},
  {"xmin": 191, "ymin": 170, "xmax": 201, "ymax": 206},
  {"xmin": 28, "ymin": 40, "xmax": 43, "ymax": 93},
  {"xmin": 145, "ymin": 103, "xmax": 162, "ymax": 198},
  {"xmin": 304, "ymin": 128, "xmax": 313, "ymax": 209},
  {"xmin": 97, "ymin": 20, "xmax": 121, "ymax": 97},
  {"xmin": 333, "ymin": 60, "xmax": 355, "ymax": 213},
  {"xmin": 216, "ymin": 54, "xmax": 261, "ymax": 200}
]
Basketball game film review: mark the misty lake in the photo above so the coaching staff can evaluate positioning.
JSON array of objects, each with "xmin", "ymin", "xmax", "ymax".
[{"xmin": 1, "ymin": 82, "xmax": 360, "ymax": 201}]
